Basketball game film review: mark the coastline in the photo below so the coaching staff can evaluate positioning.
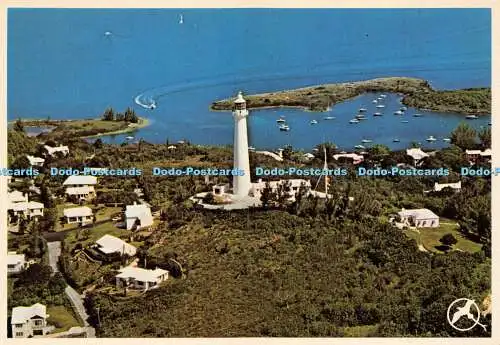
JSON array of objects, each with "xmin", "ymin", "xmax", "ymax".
[
  {"xmin": 210, "ymin": 77, "xmax": 491, "ymax": 115},
  {"xmin": 82, "ymin": 117, "xmax": 150, "ymax": 138}
]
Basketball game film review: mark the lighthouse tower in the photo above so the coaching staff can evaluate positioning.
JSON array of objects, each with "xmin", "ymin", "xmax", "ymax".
[{"xmin": 232, "ymin": 91, "xmax": 252, "ymax": 197}]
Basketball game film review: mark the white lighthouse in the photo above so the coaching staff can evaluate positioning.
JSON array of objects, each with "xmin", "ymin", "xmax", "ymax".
[{"xmin": 232, "ymin": 91, "xmax": 252, "ymax": 197}]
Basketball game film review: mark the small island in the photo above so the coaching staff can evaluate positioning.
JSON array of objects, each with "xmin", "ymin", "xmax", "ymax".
[
  {"xmin": 10, "ymin": 107, "xmax": 150, "ymax": 140},
  {"xmin": 210, "ymin": 77, "xmax": 491, "ymax": 115}
]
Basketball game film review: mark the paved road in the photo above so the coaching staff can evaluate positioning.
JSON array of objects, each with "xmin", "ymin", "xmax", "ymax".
[
  {"xmin": 46, "ymin": 240, "xmax": 96, "ymax": 338},
  {"xmin": 46, "ymin": 241, "xmax": 61, "ymax": 274}
]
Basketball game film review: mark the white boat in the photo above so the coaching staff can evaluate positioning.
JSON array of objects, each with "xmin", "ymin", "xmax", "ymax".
[
  {"xmin": 359, "ymin": 108, "xmax": 367, "ymax": 112},
  {"xmin": 413, "ymin": 113, "xmax": 423, "ymax": 117},
  {"xmin": 323, "ymin": 116, "xmax": 335, "ymax": 120},
  {"xmin": 401, "ymin": 120, "xmax": 409, "ymax": 123},
  {"xmin": 355, "ymin": 114, "xmax": 366, "ymax": 119},
  {"xmin": 276, "ymin": 118, "xmax": 286, "ymax": 123},
  {"xmin": 279, "ymin": 124, "xmax": 290, "ymax": 131},
  {"xmin": 466, "ymin": 115, "xmax": 478, "ymax": 119},
  {"xmin": 393, "ymin": 138, "xmax": 400, "ymax": 142},
  {"xmin": 149, "ymin": 103, "xmax": 156, "ymax": 110},
  {"xmin": 179, "ymin": 14, "xmax": 184, "ymax": 24},
  {"xmin": 373, "ymin": 112, "xmax": 383, "ymax": 116},
  {"xmin": 376, "ymin": 104, "xmax": 385, "ymax": 108},
  {"xmin": 354, "ymin": 145, "xmax": 365, "ymax": 149},
  {"xmin": 426, "ymin": 135, "xmax": 437, "ymax": 142},
  {"xmin": 380, "ymin": 94, "xmax": 387, "ymax": 98},
  {"xmin": 248, "ymin": 146, "xmax": 256, "ymax": 151},
  {"xmin": 372, "ymin": 100, "xmax": 378, "ymax": 104},
  {"xmin": 394, "ymin": 110, "xmax": 404, "ymax": 115},
  {"xmin": 349, "ymin": 119, "xmax": 360, "ymax": 124},
  {"xmin": 361, "ymin": 139, "xmax": 372, "ymax": 143},
  {"xmin": 125, "ymin": 136, "xmax": 134, "ymax": 140},
  {"xmin": 310, "ymin": 120, "xmax": 318, "ymax": 125},
  {"xmin": 400, "ymin": 106, "xmax": 407, "ymax": 111},
  {"xmin": 443, "ymin": 138, "xmax": 451, "ymax": 142}
]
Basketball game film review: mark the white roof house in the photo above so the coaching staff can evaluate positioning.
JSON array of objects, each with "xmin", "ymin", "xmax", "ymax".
[
  {"xmin": 250, "ymin": 179, "xmax": 312, "ymax": 201},
  {"xmin": 8, "ymin": 190, "xmax": 28, "ymax": 204},
  {"xmin": 44, "ymin": 145, "xmax": 69, "ymax": 156},
  {"xmin": 63, "ymin": 206, "xmax": 93, "ymax": 218},
  {"xmin": 65, "ymin": 186, "xmax": 95, "ymax": 196},
  {"xmin": 466, "ymin": 149, "xmax": 492, "ymax": 157},
  {"xmin": 95, "ymin": 234, "xmax": 137, "ymax": 257},
  {"xmin": 9, "ymin": 201, "xmax": 44, "ymax": 212},
  {"xmin": 333, "ymin": 153, "xmax": 364, "ymax": 164},
  {"xmin": 63, "ymin": 175, "xmax": 97, "ymax": 186},
  {"xmin": 7, "ymin": 252, "xmax": 26, "ymax": 274},
  {"xmin": 303, "ymin": 153, "xmax": 315, "ymax": 160},
  {"xmin": 11, "ymin": 303, "xmax": 48, "ymax": 324},
  {"xmin": 11, "ymin": 303, "xmax": 52, "ymax": 338},
  {"xmin": 398, "ymin": 208, "xmax": 439, "ymax": 228},
  {"xmin": 125, "ymin": 203, "xmax": 153, "ymax": 230},
  {"xmin": 26, "ymin": 155, "xmax": 45, "ymax": 167},
  {"xmin": 434, "ymin": 181, "xmax": 462, "ymax": 192},
  {"xmin": 115, "ymin": 266, "xmax": 169, "ymax": 291},
  {"xmin": 406, "ymin": 148, "xmax": 429, "ymax": 161}
]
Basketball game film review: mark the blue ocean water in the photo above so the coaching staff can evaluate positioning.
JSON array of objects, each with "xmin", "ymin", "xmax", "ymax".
[{"xmin": 8, "ymin": 8, "xmax": 491, "ymax": 150}]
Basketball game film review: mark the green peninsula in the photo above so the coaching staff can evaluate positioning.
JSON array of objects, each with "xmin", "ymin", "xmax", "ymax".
[{"xmin": 210, "ymin": 77, "xmax": 491, "ymax": 115}]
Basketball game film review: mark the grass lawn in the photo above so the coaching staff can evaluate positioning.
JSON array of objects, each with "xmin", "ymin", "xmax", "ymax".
[
  {"xmin": 55, "ymin": 203, "xmax": 122, "ymax": 232},
  {"xmin": 46, "ymin": 305, "xmax": 81, "ymax": 333},
  {"xmin": 342, "ymin": 324, "xmax": 379, "ymax": 337},
  {"xmin": 403, "ymin": 219, "xmax": 482, "ymax": 254},
  {"xmin": 64, "ymin": 220, "xmax": 131, "ymax": 251}
]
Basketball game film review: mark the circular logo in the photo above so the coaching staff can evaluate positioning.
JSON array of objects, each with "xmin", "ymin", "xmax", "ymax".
[{"xmin": 447, "ymin": 298, "xmax": 486, "ymax": 332}]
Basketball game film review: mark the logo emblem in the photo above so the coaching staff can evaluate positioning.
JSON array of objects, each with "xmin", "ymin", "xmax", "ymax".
[{"xmin": 447, "ymin": 298, "xmax": 487, "ymax": 332}]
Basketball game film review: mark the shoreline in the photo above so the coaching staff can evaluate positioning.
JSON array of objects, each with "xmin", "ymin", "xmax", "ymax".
[
  {"xmin": 82, "ymin": 117, "xmax": 150, "ymax": 138},
  {"xmin": 210, "ymin": 77, "xmax": 491, "ymax": 115}
]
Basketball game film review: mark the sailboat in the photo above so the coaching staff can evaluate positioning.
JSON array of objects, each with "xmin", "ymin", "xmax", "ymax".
[{"xmin": 179, "ymin": 14, "xmax": 184, "ymax": 24}]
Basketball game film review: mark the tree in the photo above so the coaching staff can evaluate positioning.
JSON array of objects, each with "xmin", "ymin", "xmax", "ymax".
[
  {"xmin": 282, "ymin": 145, "xmax": 293, "ymax": 160},
  {"xmin": 13, "ymin": 118, "xmax": 24, "ymax": 132},
  {"xmin": 450, "ymin": 123, "xmax": 477, "ymax": 150},
  {"xmin": 260, "ymin": 182, "xmax": 276, "ymax": 209},
  {"xmin": 102, "ymin": 108, "xmax": 115, "ymax": 121},
  {"xmin": 439, "ymin": 233, "xmax": 457, "ymax": 251},
  {"xmin": 93, "ymin": 138, "xmax": 104, "ymax": 149},
  {"xmin": 478, "ymin": 127, "xmax": 491, "ymax": 149},
  {"xmin": 124, "ymin": 107, "xmax": 136, "ymax": 122}
]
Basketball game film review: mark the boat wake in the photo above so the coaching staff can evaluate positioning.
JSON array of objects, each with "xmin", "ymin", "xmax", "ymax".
[{"xmin": 134, "ymin": 94, "xmax": 157, "ymax": 110}]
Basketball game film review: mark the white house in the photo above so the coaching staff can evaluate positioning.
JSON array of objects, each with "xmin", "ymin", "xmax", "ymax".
[
  {"xmin": 465, "ymin": 149, "xmax": 491, "ymax": 164},
  {"xmin": 250, "ymin": 179, "xmax": 312, "ymax": 201},
  {"xmin": 11, "ymin": 303, "xmax": 52, "ymax": 338},
  {"xmin": 303, "ymin": 153, "xmax": 316, "ymax": 161},
  {"xmin": 125, "ymin": 203, "xmax": 153, "ymax": 230},
  {"xmin": 63, "ymin": 206, "xmax": 93, "ymax": 225},
  {"xmin": 406, "ymin": 148, "xmax": 429, "ymax": 167},
  {"xmin": 212, "ymin": 183, "xmax": 230, "ymax": 196},
  {"xmin": 94, "ymin": 234, "xmax": 137, "ymax": 257},
  {"xmin": 7, "ymin": 252, "xmax": 26, "ymax": 274},
  {"xmin": 433, "ymin": 181, "xmax": 462, "ymax": 192},
  {"xmin": 43, "ymin": 145, "xmax": 69, "ymax": 157},
  {"xmin": 8, "ymin": 190, "xmax": 29, "ymax": 204},
  {"xmin": 65, "ymin": 186, "xmax": 96, "ymax": 200},
  {"xmin": 115, "ymin": 266, "xmax": 169, "ymax": 291},
  {"xmin": 26, "ymin": 155, "xmax": 45, "ymax": 167},
  {"xmin": 333, "ymin": 153, "xmax": 364, "ymax": 165},
  {"xmin": 398, "ymin": 208, "xmax": 439, "ymax": 228},
  {"xmin": 8, "ymin": 201, "xmax": 44, "ymax": 220},
  {"xmin": 63, "ymin": 175, "xmax": 97, "ymax": 187}
]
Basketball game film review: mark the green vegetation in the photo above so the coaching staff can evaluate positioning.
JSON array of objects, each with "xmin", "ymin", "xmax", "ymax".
[
  {"xmin": 211, "ymin": 77, "xmax": 490, "ymax": 114},
  {"xmin": 47, "ymin": 305, "xmax": 81, "ymax": 333}
]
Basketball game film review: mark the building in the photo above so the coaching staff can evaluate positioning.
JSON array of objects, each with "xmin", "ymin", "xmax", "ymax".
[
  {"xmin": 43, "ymin": 145, "xmax": 69, "ymax": 157},
  {"xmin": 63, "ymin": 175, "xmax": 97, "ymax": 188},
  {"xmin": 250, "ymin": 179, "xmax": 312, "ymax": 201},
  {"xmin": 333, "ymin": 152, "xmax": 364, "ymax": 165},
  {"xmin": 11, "ymin": 303, "xmax": 52, "ymax": 338},
  {"xmin": 125, "ymin": 203, "xmax": 153, "ymax": 230},
  {"xmin": 26, "ymin": 155, "xmax": 45, "ymax": 167},
  {"xmin": 212, "ymin": 183, "xmax": 230, "ymax": 196},
  {"xmin": 406, "ymin": 148, "xmax": 429, "ymax": 167},
  {"xmin": 65, "ymin": 186, "xmax": 96, "ymax": 201},
  {"xmin": 63, "ymin": 206, "xmax": 93, "ymax": 225},
  {"xmin": 398, "ymin": 208, "xmax": 439, "ymax": 228},
  {"xmin": 7, "ymin": 252, "xmax": 26, "ymax": 274},
  {"xmin": 8, "ymin": 201, "xmax": 44, "ymax": 221},
  {"xmin": 433, "ymin": 181, "xmax": 461, "ymax": 192},
  {"xmin": 115, "ymin": 266, "xmax": 169, "ymax": 291},
  {"xmin": 232, "ymin": 92, "xmax": 252, "ymax": 197},
  {"xmin": 94, "ymin": 234, "xmax": 137, "ymax": 257},
  {"xmin": 465, "ymin": 149, "xmax": 491, "ymax": 164},
  {"xmin": 8, "ymin": 190, "xmax": 29, "ymax": 204},
  {"xmin": 303, "ymin": 153, "xmax": 315, "ymax": 161}
]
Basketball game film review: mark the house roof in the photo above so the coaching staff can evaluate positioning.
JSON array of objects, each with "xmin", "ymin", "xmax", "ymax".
[
  {"xmin": 8, "ymin": 201, "xmax": 44, "ymax": 212},
  {"xmin": 7, "ymin": 253, "xmax": 25, "ymax": 265},
  {"xmin": 8, "ymin": 190, "xmax": 28, "ymax": 203},
  {"xmin": 466, "ymin": 149, "xmax": 492, "ymax": 156},
  {"xmin": 434, "ymin": 181, "xmax": 461, "ymax": 192},
  {"xmin": 26, "ymin": 155, "xmax": 45, "ymax": 165},
  {"xmin": 44, "ymin": 145, "xmax": 69, "ymax": 155},
  {"xmin": 63, "ymin": 206, "xmax": 93, "ymax": 218},
  {"xmin": 406, "ymin": 148, "xmax": 429, "ymax": 161},
  {"xmin": 65, "ymin": 186, "xmax": 95, "ymax": 195},
  {"xmin": 11, "ymin": 303, "xmax": 47, "ymax": 324},
  {"xmin": 63, "ymin": 175, "xmax": 97, "ymax": 186},
  {"xmin": 398, "ymin": 208, "xmax": 439, "ymax": 220},
  {"xmin": 125, "ymin": 204, "xmax": 152, "ymax": 219},
  {"xmin": 116, "ymin": 266, "xmax": 168, "ymax": 282},
  {"xmin": 96, "ymin": 234, "xmax": 137, "ymax": 255},
  {"xmin": 333, "ymin": 153, "xmax": 364, "ymax": 161}
]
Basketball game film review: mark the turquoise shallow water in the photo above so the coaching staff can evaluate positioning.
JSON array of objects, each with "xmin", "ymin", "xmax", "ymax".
[{"xmin": 8, "ymin": 8, "xmax": 491, "ymax": 150}]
